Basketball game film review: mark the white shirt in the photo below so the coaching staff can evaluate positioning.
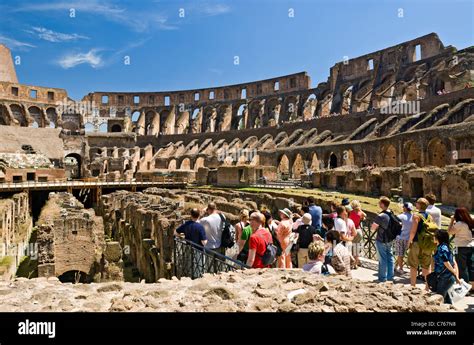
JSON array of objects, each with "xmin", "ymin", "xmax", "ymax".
[
  {"xmin": 198, "ymin": 213, "xmax": 222, "ymax": 249},
  {"xmin": 426, "ymin": 205, "xmax": 442, "ymax": 228},
  {"xmin": 334, "ymin": 218, "xmax": 347, "ymax": 235},
  {"xmin": 302, "ymin": 261, "xmax": 336, "ymax": 275}
]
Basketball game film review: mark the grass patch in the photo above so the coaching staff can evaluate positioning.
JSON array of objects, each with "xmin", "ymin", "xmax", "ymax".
[{"xmin": 0, "ymin": 256, "xmax": 13, "ymax": 267}]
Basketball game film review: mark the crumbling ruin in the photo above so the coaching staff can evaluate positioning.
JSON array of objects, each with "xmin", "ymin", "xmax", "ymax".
[
  {"xmin": 0, "ymin": 34, "xmax": 470, "ymax": 207},
  {"xmin": 36, "ymin": 192, "xmax": 107, "ymax": 282}
]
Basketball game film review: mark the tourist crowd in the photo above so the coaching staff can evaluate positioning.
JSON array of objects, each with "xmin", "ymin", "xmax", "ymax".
[{"xmin": 174, "ymin": 193, "xmax": 473, "ymax": 304}]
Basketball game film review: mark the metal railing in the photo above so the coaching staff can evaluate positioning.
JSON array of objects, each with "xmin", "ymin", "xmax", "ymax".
[
  {"xmin": 173, "ymin": 237, "xmax": 248, "ymax": 279},
  {"xmin": 361, "ymin": 221, "xmax": 377, "ymax": 260},
  {"xmin": 0, "ymin": 176, "xmax": 187, "ymax": 190}
]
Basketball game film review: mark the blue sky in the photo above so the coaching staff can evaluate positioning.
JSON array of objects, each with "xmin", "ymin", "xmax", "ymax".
[{"xmin": 0, "ymin": 0, "xmax": 473, "ymax": 100}]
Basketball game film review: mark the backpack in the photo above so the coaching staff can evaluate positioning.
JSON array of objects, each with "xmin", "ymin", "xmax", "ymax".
[
  {"xmin": 261, "ymin": 242, "xmax": 278, "ymax": 266},
  {"xmin": 321, "ymin": 262, "xmax": 331, "ymax": 276},
  {"xmin": 219, "ymin": 214, "xmax": 235, "ymax": 249},
  {"xmin": 417, "ymin": 213, "xmax": 438, "ymax": 252},
  {"xmin": 382, "ymin": 210, "xmax": 402, "ymax": 242},
  {"xmin": 257, "ymin": 232, "xmax": 278, "ymax": 266}
]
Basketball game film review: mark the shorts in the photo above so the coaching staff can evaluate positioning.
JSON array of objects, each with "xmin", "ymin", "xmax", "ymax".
[
  {"xmin": 394, "ymin": 238, "xmax": 410, "ymax": 257},
  {"xmin": 407, "ymin": 241, "xmax": 433, "ymax": 269}
]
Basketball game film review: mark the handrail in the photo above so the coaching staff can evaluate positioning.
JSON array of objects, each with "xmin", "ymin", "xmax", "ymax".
[
  {"xmin": 175, "ymin": 236, "xmax": 249, "ymax": 268},
  {"xmin": 174, "ymin": 236, "xmax": 248, "ymax": 279},
  {"xmin": 0, "ymin": 177, "xmax": 187, "ymax": 190}
]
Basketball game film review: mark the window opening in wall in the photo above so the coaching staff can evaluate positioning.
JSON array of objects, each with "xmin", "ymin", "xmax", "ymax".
[
  {"xmin": 101, "ymin": 95, "xmax": 109, "ymax": 104},
  {"xmin": 134, "ymin": 95, "xmax": 140, "ymax": 104},
  {"xmin": 194, "ymin": 92, "xmax": 200, "ymax": 101},
  {"xmin": 164, "ymin": 96, "xmax": 170, "ymax": 106},
  {"xmin": 241, "ymin": 88, "xmax": 247, "ymax": 99},
  {"xmin": 209, "ymin": 91, "xmax": 215, "ymax": 100},
  {"xmin": 367, "ymin": 59, "xmax": 374, "ymax": 70},
  {"xmin": 415, "ymin": 44, "xmax": 421, "ymax": 61},
  {"xmin": 274, "ymin": 81, "xmax": 280, "ymax": 91},
  {"xmin": 30, "ymin": 90, "xmax": 37, "ymax": 99}
]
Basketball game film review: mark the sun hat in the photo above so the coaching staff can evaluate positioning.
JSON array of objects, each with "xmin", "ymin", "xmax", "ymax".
[{"xmin": 279, "ymin": 208, "xmax": 292, "ymax": 219}]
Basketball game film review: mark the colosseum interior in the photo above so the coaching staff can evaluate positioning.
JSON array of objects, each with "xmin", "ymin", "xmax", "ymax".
[{"xmin": 0, "ymin": 31, "xmax": 473, "ymax": 313}]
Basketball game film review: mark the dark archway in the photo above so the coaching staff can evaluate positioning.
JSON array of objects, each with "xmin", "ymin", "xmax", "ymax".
[
  {"xmin": 111, "ymin": 124, "xmax": 122, "ymax": 132},
  {"xmin": 58, "ymin": 270, "xmax": 90, "ymax": 283},
  {"xmin": 329, "ymin": 153, "xmax": 338, "ymax": 169},
  {"xmin": 65, "ymin": 153, "xmax": 82, "ymax": 179}
]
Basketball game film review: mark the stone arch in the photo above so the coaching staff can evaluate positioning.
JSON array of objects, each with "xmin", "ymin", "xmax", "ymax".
[
  {"xmin": 99, "ymin": 123, "xmax": 107, "ymax": 133},
  {"xmin": 216, "ymin": 104, "xmax": 232, "ymax": 132},
  {"xmin": 303, "ymin": 94, "xmax": 317, "ymax": 120},
  {"xmin": 145, "ymin": 110, "xmax": 157, "ymax": 135},
  {"xmin": 292, "ymin": 153, "xmax": 305, "ymax": 179},
  {"xmin": 282, "ymin": 95, "xmax": 298, "ymax": 123},
  {"xmin": 310, "ymin": 152, "xmax": 320, "ymax": 171},
  {"xmin": 404, "ymin": 140, "xmax": 422, "ymax": 166},
  {"xmin": 277, "ymin": 154, "xmax": 290, "ymax": 176},
  {"xmin": 329, "ymin": 152, "xmax": 338, "ymax": 169},
  {"xmin": 28, "ymin": 106, "xmax": 43, "ymax": 127},
  {"xmin": 159, "ymin": 110, "xmax": 174, "ymax": 135},
  {"xmin": 0, "ymin": 104, "xmax": 10, "ymax": 125},
  {"xmin": 180, "ymin": 158, "xmax": 191, "ymax": 170},
  {"xmin": 175, "ymin": 110, "xmax": 190, "ymax": 134},
  {"xmin": 232, "ymin": 104, "xmax": 246, "ymax": 130},
  {"xmin": 64, "ymin": 153, "xmax": 82, "ymax": 178},
  {"xmin": 382, "ymin": 144, "xmax": 397, "ymax": 167},
  {"xmin": 248, "ymin": 100, "xmax": 263, "ymax": 129},
  {"xmin": 168, "ymin": 159, "xmax": 177, "ymax": 170},
  {"xmin": 10, "ymin": 104, "xmax": 27, "ymax": 126},
  {"xmin": 84, "ymin": 123, "xmax": 95, "ymax": 132},
  {"xmin": 46, "ymin": 107, "xmax": 58, "ymax": 127},
  {"xmin": 111, "ymin": 124, "xmax": 122, "ymax": 132},
  {"xmin": 194, "ymin": 157, "xmax": 205, "ymax": 170},
  {"xmin": 202, "ymin": 106, "xmax": 217, "ymax": 132},
  {"xmin": 265, "ymin": 97, "xmax": 281, "ymax": 126},
  {"xmin": 427, "ymin": 138, "xmax": 447, "ymax": 167}
]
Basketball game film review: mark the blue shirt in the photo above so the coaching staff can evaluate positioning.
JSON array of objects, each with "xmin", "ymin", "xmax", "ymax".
[
  {"xmin": 397, "ymin": 212, "xmax": 413, "ymax": 241},
  {"xmin": 308, "ymin": 205, "xmax": 322, "ymax": 229},
  {"xmin": 176, "ymin": 220, "xmax": 207, "ymax": 246},
  {"xmin": 433, "ymin": 243, "xmax": 454, "ymax": 278}
]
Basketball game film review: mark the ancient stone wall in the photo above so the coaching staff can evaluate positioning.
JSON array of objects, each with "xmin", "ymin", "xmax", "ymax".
[
  {"xmin": 98, "ymin": 190, "xmax": 184, "ymax": 282},
  {"xmin": 36, "ymin": 193, "xmax": 105, "ymax": 282},
  {"xmin": 0, "ymin": 192, "xmax": 32, "ymax": 279}
]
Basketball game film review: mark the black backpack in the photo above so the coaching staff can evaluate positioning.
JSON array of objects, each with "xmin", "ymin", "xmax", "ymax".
[
  {"xmin": 261, "ymin": 241, "xmax": 278, "ymax": 266},
  {"xmin": 219, "ymin": 214, "xmax": 235, "ymax": 248},
  {"xmin": 382, "ymin": 210, "xmax": 402, "ymax": 242}
]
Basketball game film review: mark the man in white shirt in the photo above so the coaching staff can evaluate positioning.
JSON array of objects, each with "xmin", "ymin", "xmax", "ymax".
[
  {"xmin": 198, "ymin": 202, "xmax": 224, "ymax": 254},
  {"xmin": 425, "ymin": 193, "xmax": 442, "ymax": 228}
]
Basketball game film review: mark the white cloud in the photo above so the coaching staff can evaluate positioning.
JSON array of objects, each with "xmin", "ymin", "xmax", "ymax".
[
  {"xmin": 0, "ymin": 35, "xmax": 36, "ymax": 50},
  {"xmin": 28, "ymin": 27, "xmax": 89, "ymax": 43},
  {"xmin": 199, "ymin": 3, "xmax": 231, "ymax": 16},
  {"xmin": 57, "ymin": 49, "xmax": 102, "ymax": 69},
  {"xmin": 13, "ymin": 1, "xmax": 174, "ymax": 32}
]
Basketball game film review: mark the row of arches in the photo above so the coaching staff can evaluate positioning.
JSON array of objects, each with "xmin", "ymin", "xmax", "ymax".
[
  {"xmin": 382, "ymin": 138, "xmax": 448, "ymax": 168},
  {"xmin": 0, "ymin": 104, "xmax": 59, "ymax": 128},
  {"xmin": 126, "ymin": 93, "xmax": 321, "ymax": 136}
]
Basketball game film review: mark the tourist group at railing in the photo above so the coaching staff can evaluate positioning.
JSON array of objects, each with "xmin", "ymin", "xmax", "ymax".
[{"xmin": 174, "ymin": 194, "xmax": 473, "ymax": 304}]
